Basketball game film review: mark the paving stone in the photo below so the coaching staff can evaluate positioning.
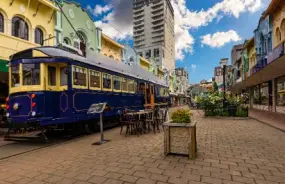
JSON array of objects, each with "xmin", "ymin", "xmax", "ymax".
[
  {"xmin": 135, "ymin": 178, "xmax": 156, "ymax": 184},
  {"xmin": 14, "ymin": 177, "xmax": 34, "ymax": 184},
  {"xmin": 88, "ymin": 176, "xmax": 108, "ymax": 184},
  {"xmin": 146, "ymin": 167, "xmax": 164, "ymax": 174},
  {"xmin": 56, "ymin": 178, "xmax": 77, "ymax": 184},
  {"xmin": 119, "ymin": 175, "xmax": 138, "ymax": 183},
  {"xmin": 92, "ymin": 170, "xmax": 109, "ymax": 177},
  {"xmin": 104, "ymin": 172, "xmax": 123, "ymax": 180},
  {"xmin": 150, "ymin": 174, "xmax": 169, "ymax": 182},
  {"xmin": 168, "ymin": 177, "xmax": 188, "ymax": 184},
  {"xmin": 133, "ymin": 171, "xmax": 151, "ymax": 178},
  {"xmin": 202, "ymin": 176, "xmax": 222, "ymax": 184},
  {"xmin": 264, "ymin": 175, "xmax": 285, "ymax": 183},
  {"xmin": 103, "ymin": 179, "xmax": 123, "ymax": 184},
  {"xmin": 163, "ymin": 170, "xmax": 181, "ymax": 177},
  {"xmin": 254, "ymin": 179, "xmax": 279, "ymax": 184},
  {"xmin": 232, "ymin": 176, "xmax": 255, "ymax": 184}
]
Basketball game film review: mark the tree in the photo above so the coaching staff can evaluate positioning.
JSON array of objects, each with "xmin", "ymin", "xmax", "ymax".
[{"xmin": 213, "ymin": 82, "xmax": 218, "ymax": 92}]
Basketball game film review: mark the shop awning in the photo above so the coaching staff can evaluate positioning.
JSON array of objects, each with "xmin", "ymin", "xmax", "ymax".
[
  {"xmin": 0, "ymin": 59, "xmax": 8, "ymax": 72},
  {"xmin": 231, "ymin": 55, "xmax": 285, "ymax": 93}
]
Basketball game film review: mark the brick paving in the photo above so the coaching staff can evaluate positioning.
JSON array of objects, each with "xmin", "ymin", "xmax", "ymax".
[
  {"xmin": 249, "ymin": 109, "xmax": 285, "ymax": 132},
  {"xmin": 0, "ymin": 110, "xmax": 285, "ymax": 184}
]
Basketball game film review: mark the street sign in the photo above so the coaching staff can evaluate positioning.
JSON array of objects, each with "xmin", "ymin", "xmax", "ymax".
[{"xmin": 87, "ymin": 103, "xmax": 110, "ymax": 145}]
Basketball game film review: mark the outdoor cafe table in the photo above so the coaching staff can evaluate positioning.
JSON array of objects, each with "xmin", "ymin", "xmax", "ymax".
[{"xmin": 126, "ymin": 110, "xmax": 153, "ymax": 133}]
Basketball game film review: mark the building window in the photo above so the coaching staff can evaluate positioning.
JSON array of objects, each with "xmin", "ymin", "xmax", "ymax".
[
  {"xmin": 122, "ymin": 78, "xmax": 127, "ymax": 91},
  {"xmin": 63, "ymin": 37, "xmax": 70, "ymax": 45},
  {"xmin": 11, "ymin": 65, "xmax": 20, "ymax": 87},
  {"xmin": 154, "ymin": 48, "xmax": 159, "ymax": 57},
  {"xmin": 12, "ymin": 16, "xmax": 29, "ymax": 40},
  {"xmin": 138, "ymin": 52, "xmax": 143, "ymax": 57},
  {"xmin": 0, "ymin": 13, "xmax": 4, "ymax": 33},
  {"xmin": 146, "ymin": 50, "xmax": 151, "ymax": 58},
  {"xmin": 73, "ymin": 66, "xmax": 87, "ymax": 87},
  {"xmin": 103, "ymin": 73, "xmax": 112, "ymax": 89},
  {"xmin": 113, "ymin": 76, "xmax": 121, "ymax": 91},
  {"xmin": 109, "ymin": 55, "xmax": 114, "ymax": 59},
  {"xmin": 22, "ymin": 63, "xmax": 41, "ymax": 85},
  {"xmin": 48, "ymin": 66, "xmax": 56, "ymax": 86},
  {"xmin": 90, "ymin": 70, "xmax": 101, "ymax": 89},
  {"xmin": 35, "ymin": 27, "xmax": 43, "ymax": 45}
]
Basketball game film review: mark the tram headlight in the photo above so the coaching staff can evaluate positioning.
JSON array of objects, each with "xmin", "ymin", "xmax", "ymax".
[
  {"xmin": 31, "ymin": 111, "xmax": 36, "ymax": 117},
  {"xmin": 6, "ymin": 113, "xmax": 9, "ymax": 117}
]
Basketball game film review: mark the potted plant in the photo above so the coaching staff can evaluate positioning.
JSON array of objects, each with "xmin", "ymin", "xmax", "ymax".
[{"xmin": 163, "ymin": 109, "xmax": 197, "ymax": 159}]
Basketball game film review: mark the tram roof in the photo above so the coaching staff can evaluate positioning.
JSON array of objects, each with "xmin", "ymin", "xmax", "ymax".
[{"xmin": 18, "ymin": 47, "xmax": 167, "ymax": 87}]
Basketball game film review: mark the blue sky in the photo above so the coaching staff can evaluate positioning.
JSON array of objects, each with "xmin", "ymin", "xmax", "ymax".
[{"xmin": 76, "ymin": 0, "xmax": 271, "ymax": 84}]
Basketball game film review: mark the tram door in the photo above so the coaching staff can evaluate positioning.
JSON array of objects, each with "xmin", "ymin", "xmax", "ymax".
[{"xmin": 144, "ymin": 83, "xmax": 155, "ymax": 106}]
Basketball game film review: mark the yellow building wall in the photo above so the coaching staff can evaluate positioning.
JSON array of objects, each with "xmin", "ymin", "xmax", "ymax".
[
  {"xmin": 0, "ymin": 0, "xmax": 56, "ymax": 61},
  {"xmin": 101, "ymin": 35, "xmax": 123, "ymax": 62},
  {"xmin": 272, "ymin": 2, "xmax": 285, "ymax": 49},
  {"xmin": 139, "ymin": 57, "xmax": 150, "ymax": 71}
]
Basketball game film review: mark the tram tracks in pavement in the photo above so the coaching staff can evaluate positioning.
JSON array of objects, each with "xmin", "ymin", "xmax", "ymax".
[{"xmin": 0, "ymin": 130, "xmax": 98, "ymax": 160}]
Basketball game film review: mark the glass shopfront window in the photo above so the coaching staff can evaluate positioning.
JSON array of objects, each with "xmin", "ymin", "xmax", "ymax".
[
  {"xmin": 22, "ymin": 63, "xmax": 41, "ymax": 85},
  {"xmin": 277, "ymin": 76, "xmax": 285, "ymax": 106},
  {"xmin": 253, "ymin": 83, "xmax": 269, "ymax": 105}
]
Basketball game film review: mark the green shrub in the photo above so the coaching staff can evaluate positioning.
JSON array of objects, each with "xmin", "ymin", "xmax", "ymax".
[{"xmin": 171, "ymin": 109, "xmax": 192, "ymax": 123}]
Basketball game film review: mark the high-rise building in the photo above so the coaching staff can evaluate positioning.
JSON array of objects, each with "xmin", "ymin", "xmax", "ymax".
[{"xmin": 133, "ymin": 0, "xmax": 175, "ymax": 72}]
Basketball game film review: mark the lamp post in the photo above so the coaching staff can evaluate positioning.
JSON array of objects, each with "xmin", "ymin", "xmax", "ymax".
[{"xmin": 220, "ymin": 58, "xmax": 228, "ymax": 108}]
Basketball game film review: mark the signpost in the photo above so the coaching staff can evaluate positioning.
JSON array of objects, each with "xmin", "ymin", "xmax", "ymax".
[{"xmin": 87, "ymin": 103, "xmax": 110, "ymax": 145}]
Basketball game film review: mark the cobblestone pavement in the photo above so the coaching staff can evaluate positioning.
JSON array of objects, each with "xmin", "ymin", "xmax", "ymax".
[{"xmin": 0, "ymin": 110, "xmax": 285, "ymax": 184}]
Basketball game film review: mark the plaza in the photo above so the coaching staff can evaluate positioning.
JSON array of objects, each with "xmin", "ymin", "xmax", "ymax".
[{"xmin": 0, "ymin": 110, "xmax": 284, "ymax": 184}]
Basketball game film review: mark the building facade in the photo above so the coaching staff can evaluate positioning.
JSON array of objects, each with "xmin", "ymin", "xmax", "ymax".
[
  {"xmin": 101, "ymin": 33, "xmax": 124, "ymax": 62},
  {"xmin": 133, "ymin": 0, "xmax": 175, "ymax": 72},
  {"xmin": 123, "ymin": 44, "xmax": 140, "ymax": 67},
  {"xmin": 231, "ymin": 0, "xmax": 285, "ymax": 115},
  {"xmin": 56, "ymin": 1, "xmax": 100, "ymax": 56},
  {"xmin": 0, "ymin": 0, "xmax": 57, "ymax": 97}
]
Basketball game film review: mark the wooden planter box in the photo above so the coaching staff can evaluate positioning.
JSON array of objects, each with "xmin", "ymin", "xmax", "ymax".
[{"xmin": 163, "ymin": 121, "xmax": 197, "ymax": 159}]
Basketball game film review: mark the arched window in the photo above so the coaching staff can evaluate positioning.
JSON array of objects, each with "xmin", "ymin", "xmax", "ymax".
[
  {"xmin": 63, "ymin": 37, "xmax": 70, "ymax": 45},
  {"xmin": 34, "ymin": 27, "xmax": 43, "ymax": 45},
  {"xmin": 12, "ymin": 16, "xmax": 29, "ymax": 40},
  {"xmin": 0, "ymin": 13, "xmax": 4, "ymax": 33},
  {"xmin": 276, "ymin": 28, "xmax": 281, "ymax": 43}
]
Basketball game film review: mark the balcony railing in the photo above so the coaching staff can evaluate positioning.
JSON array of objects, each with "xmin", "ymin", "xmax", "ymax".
[{"xmin": 151, "ymin": 8, "xmax": 163, "ymax": 14}]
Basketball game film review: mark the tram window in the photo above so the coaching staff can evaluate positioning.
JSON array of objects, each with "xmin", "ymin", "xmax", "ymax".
[
  {"xmin": 90, "ymin": 70, "xmax": 101, "ymax": 89},
  {"xmin": 113, "ymin": 76, "xmax": 121, "ymax": 91},
  {"xmin": 48, "ymin": 66, "xmax": 56, "ymax": 86},
  {"xmin": 11, "ymin": 65, "xmax": 20, "ymax": 87},
  {"xmin": 73, "ymin": 66, "xmax": 87, "ymax": 86},
  {"xmin": 22, "ymin": 63, "xmax": 40, "ymax": 85},
  {"xmin": 122, "ymin": 78, "xmax": 127, "ymax": 91},
  {"xmin": 103, "ymin": 73, "xmax": 112, "ymax": 89},
  {"xmin": 60, "ymin": 67, "xmax": 67, "ymax": 86},
  {"xmin": 128, "ymin": 80, "xmax": 135, "ymax": 92},
  {"xmin": 138, "ymin": 82, "xmax": 145, "ymax": 94}
]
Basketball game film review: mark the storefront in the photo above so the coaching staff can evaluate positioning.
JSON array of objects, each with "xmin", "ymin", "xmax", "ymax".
[{"xmin": 231, "ymin": 42, "xmax": 285, "ymax": 115}]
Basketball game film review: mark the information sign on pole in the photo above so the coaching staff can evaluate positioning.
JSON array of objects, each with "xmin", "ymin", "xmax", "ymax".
[{"xmin": 87, "ymin": 103, "xmax": 110, "ymax": 145}]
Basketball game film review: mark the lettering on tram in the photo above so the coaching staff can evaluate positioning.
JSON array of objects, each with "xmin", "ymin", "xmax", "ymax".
[{"xmin": 4, "ymin": 46, "xmax": 170, "ymax": 141}]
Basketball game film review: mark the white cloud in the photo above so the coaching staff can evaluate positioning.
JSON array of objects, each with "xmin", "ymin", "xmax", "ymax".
[
  {"xmin": 171, "ymin": 0, "xmax": 262, "ymax": 60},
  {"xmin": 90, "ymin": 0, "xmax": 264, "ymax": 60},
  {"xmin": 200, "ymin": 30, "xmax": 242, "ymax": 48},
  {"xmin": 191, "ymin": 64, "xmax": 197, "ymax": 69},
  {"xmin": 87, "ymin": 4, "xmax": 112, "ymax": 16}
]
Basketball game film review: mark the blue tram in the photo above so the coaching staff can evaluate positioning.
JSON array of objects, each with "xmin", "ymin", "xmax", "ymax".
[{"xmin": 5, "ymin": 47, "xmax": 170, "ymax": 130}]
